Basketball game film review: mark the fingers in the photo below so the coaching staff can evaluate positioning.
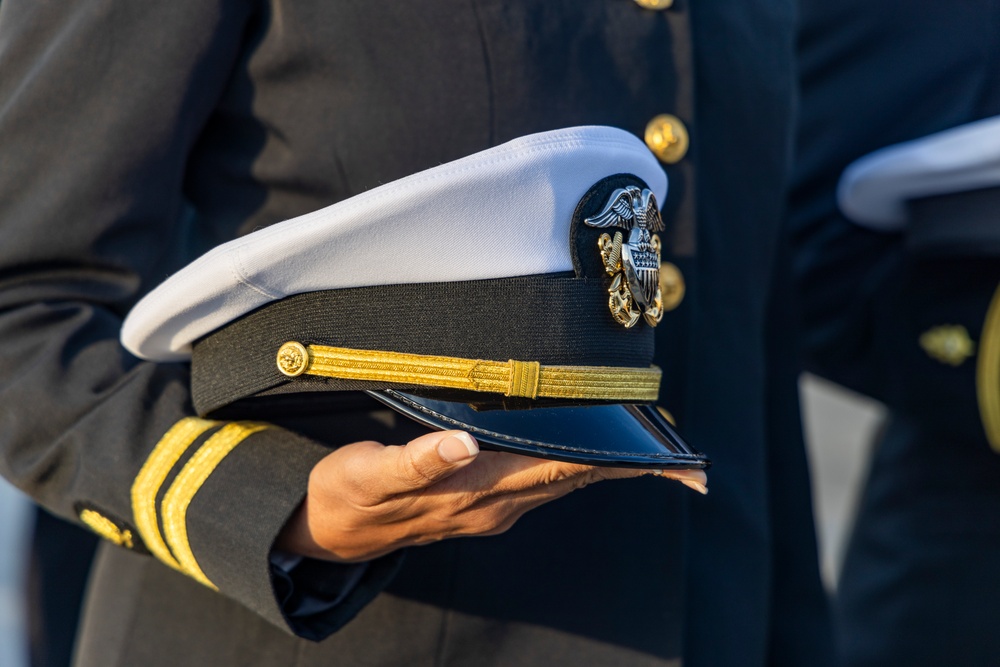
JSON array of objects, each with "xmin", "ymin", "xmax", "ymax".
[
  {"xmin": 462, "ymin": 454, "xmax": 627, "ymax": 492},
  {"xmin": 332, "ymin": 431, "xmax": 706, "ymax": 517},
  {"xmin": 315, "ymin": 431, "xmax": 479, "ymax": 506},
  {"xmin": 444, "ymin": 463, "xmax": 644, "ymax": 538},
  {"xmin": 524, "ymin": 459, "xmax": 708, "ymax": 494},
  {"xmin": 295, "ymin": 434, "xmax": 708, "ymax": 562},
  {"xmin": 385, "ymin": 437, "xmax": 708, "ymax": 502},
  {"xmin": 459, "ymin": 454, "xmax": 708, "ymax": 502},
  {"xmin": 456, "ymin": 463, "xmax": 708, "ymax": 541}
]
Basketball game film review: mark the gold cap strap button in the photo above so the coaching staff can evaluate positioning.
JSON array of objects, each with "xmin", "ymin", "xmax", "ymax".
[
  {"xmin": 634, "ymin": 0, "xmax": 674, "ymax": 8},
  {"xmin": 645, "ymin": 114, "xmax": 689, "ymax": 164},
  {"xmin": 277, "ymin": 341, "xmax": 310, "ymax": 377}
]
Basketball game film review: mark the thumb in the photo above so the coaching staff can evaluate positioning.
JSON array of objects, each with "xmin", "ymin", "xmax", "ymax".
[{"xmin": 391, "ymin": 430, "xmax": 479, "ymax": 491}]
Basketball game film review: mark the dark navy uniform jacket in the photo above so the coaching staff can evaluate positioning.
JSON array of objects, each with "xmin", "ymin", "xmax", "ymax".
[
  {"xmin": 0, "ymin": 1, "xmax": 830, "ymax": 665},
  {"xmin": 791, "ymin": 1, "xmax": 1000, "ymax": 665}
]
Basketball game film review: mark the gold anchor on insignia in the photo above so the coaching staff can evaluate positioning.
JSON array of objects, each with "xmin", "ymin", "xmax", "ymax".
[
  {"xmin": 587, "ymin": 186, "xmax": 665, "ymax": 328},
  {"xmin": 598, "ymin": 231, "xmax": 643, "ymax": 328}
]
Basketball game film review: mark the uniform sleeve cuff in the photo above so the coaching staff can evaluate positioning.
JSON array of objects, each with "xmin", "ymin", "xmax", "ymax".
[
  {"xmin": 162, "ymin": 424, "xmax": 401, "ymax": 638},
  {"xmin": 270, "ymin": 551, "xmax": 405, "ymax": 641}
]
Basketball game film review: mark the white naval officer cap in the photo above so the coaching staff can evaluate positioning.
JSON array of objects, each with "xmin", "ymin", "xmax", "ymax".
[
  {"xmin": 838, "ymin": 115, "xmax": 1000, "ymax": 230},
  {"xmin": 123, "ymin": 126, "xmax": 667, "ymax": 361},
  {"xmin": 121, "ymin": 126, "xmax": 707, "ymax": 470}
]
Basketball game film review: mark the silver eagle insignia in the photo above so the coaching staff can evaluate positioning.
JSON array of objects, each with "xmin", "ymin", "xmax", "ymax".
[{"xmin": 584, "ymin": 186, "xmax": 665, "ymax": 328}]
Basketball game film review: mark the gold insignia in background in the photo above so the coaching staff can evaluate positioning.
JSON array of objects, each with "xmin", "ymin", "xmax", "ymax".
[
  {"xmin": 920, "ymin": 325, "xmax": 976, "ymax": 366},
  {"xmin": 644, "ymin": 114, "xmax": 689, "ymax": 164},
  {"xmin": 634, "ymin": 0, "xmax": 674, "ymax": 10}
]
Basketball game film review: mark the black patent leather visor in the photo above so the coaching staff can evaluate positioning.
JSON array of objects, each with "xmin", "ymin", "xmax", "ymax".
[{"xmin": 367, "ymin": 389, "xmax": 709, "ymax": 470}]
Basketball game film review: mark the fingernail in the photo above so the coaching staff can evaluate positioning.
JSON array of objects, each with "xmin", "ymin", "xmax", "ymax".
[
  {"xmin": 437, "ymin": 432, "xmax": 479, "ymax": 462},
  {"xmin": 680, "ymin": 479, "xmax": 708, "ymax": 495},
  {"xmin": 653, "ymin": 470, "xmax": 709, "ymax": 495}
]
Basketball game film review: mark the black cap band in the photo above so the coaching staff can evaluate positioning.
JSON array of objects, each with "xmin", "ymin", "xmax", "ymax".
[{"xmin": 191, "ymin": 274, "xmax": 654, "ymax": 416}]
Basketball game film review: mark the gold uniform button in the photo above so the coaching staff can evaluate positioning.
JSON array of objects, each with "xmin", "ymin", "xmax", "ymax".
[
  {"xmin": 656, "ymin": 405, "xmax": 677, "ymax": 426},
  {"xmin": 634, "ymin": 0, "xmax": 674, "ymax": 9},
  {"xmin": 645, "ymin": 114, "xmax": 689, "ymax": 164},
  {"xmin": 659, "ymin": 261, "xmax": 685, "ymax": 311}
]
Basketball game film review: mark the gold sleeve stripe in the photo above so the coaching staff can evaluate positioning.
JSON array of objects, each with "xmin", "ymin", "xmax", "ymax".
[
  {"xmin": 977, "ymin": 283, "xmax": 1000, "ymax": 452},
  {"xmin": 131, "ymin": 417, "xmax": 218, "ymax": 572},
  {"xmin": 80, "ymin": 509, "xmax": 134, "ymax": 549},
  {"xmin": 161, "ymin": 422, "xmax": 269, "ymax": 590},
  {"xmin": 276, "ymin": 342, "xmax": 662, "ymax": 402}
]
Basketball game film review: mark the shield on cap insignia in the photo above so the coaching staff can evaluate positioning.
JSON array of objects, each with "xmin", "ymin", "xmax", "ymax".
[
  {"xmin": 584, "ymin": 185, "xmax": 665, "ymax": 327},
  {"xmin": 621, "ymin": 225, "xmax": 660, "ymax": 309}
]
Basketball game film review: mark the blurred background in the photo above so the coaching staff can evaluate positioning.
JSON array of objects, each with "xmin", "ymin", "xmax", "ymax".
[
  {"xmin": 0, "ymin": 374, "xmax": 884, "ymax": 666},
  {"xmin": 800, "ymin": 374, "xmax": 886, "ymax": 591},
  {"xmin": 0, "ymin": 470, "xmax": 32, "ymax": 667}
]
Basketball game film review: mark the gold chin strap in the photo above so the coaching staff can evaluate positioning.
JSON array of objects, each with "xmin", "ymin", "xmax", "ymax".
[{"xmin": 275, "ymin": 341, "xmax": 661, "ymax": 402}]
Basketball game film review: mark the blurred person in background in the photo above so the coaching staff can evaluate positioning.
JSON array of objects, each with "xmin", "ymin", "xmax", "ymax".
[{"xmin": 790, "ymin": 1, "xmax": 1000, "ymax": 664}]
